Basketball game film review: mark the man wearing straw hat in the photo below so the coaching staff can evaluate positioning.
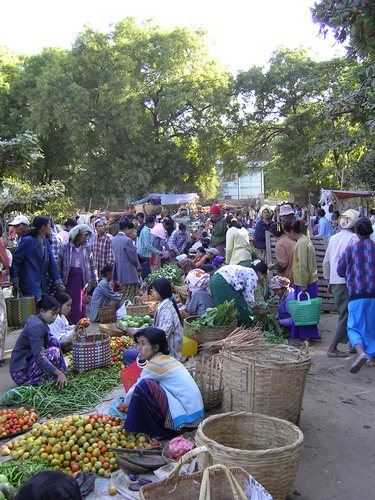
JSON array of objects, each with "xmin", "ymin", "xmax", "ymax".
[{"xmin": 323, "ymin": 209, "xmax": 359, "ymax": 357}]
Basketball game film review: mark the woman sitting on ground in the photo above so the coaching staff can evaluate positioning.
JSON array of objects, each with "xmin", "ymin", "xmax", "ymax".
[
  {"xmin": 89, "ymin": 264, "xmax": 122, "ymax": 322},
  {"xmin": 185, "ymin": 269, "xmax": 215, "ymax": 316},
  {"xmin": 121, "ymin": 328, "xmax": 204, "ymax": 439},
  {"xmin": 123, "ymin": 278, "xmax": 184, "ymax": 365},
  {"xmin": 269, "ymin": 275, "xmax": 294, "ymax": 332},
  {"xmin": 192, "ymin": 246, "xmax": 207, "ymax": 268},
  {"xmin": 48, "ymin": 292, "xmax": 76, "ymax": 351},
  {"xmin": 9, "ymin": 295, "xmax": 67, "ymax": 388}
]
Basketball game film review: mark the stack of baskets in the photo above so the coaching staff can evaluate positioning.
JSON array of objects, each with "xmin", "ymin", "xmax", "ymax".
[
  {"xmin": 222, "ymin": 344, "xmax": 312, "ymax": 424},
  {"xmin": 183, "ymin": 316, "xmax": 237, "ymax": 344},
  {"xmin": 195, "ymin": 411, "xmax": 304, "ymax": 500}
]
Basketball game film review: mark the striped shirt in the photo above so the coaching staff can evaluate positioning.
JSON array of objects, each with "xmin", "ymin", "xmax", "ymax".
[
  {"xmin": 337, "ymin": 238, "xmax": 375, "ymax": 300},
  {"xmin": 136, "ymin": 226, "xmax": 160, "ymax": 258}
]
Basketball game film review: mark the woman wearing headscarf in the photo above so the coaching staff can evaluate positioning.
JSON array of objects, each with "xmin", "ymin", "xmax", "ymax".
[
  {"xmin": 210, "ymin": 261, "xmax": 268, "ymax": 327},
  {"xmin": 209, "ymin": 205, "xmax": 227, "ymax": 256},
  {"xmin": 286, "ymin": 219, "xmax": 320, "ymax": 341},
  {"xmin": 225, "ymin": 216, "xmax": 253, "ymax": 266},
  {"xmin": 323, "ymin": 209, "xmax": 359, "ymax": 357},
  {"xmin": 10, "ymin": 216, "xmax": 63, "ymax": 301},
  {"xmin": 269, "ymin": 275, "xmax": 294, "ymax": 331},
  {"xmin": 254, "ymin": 205, "xmax": 273, "ymax": 261},
  {"xmin": 337, "ymin": 217, "xmax": 375, "ymax": 373},
  {"xmin": 123, "ymin": 277, "xmax": 184, "ymax": 365},
  {"xmin": 58, "ymin": 224, "xmax": 98, "ymax": 324},
  {"xmin": 185, "ymin": 269, "xmax": 215, "ymax": 316}
]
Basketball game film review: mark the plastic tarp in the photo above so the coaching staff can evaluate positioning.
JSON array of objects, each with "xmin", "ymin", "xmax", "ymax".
[{"xmin": 149, "ymin": 193, "xmax": 199, "ymax": 205}]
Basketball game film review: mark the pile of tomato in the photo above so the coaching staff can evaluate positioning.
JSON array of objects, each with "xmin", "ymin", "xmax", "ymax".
[{"xmin": 0, "ymin": 406, "xmax": 38, "ymax": 438}]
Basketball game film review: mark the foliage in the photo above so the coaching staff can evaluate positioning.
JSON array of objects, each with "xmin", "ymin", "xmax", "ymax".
[
  {"xmin": 0, "ymin": 177, "xmax": 71, "ymax": 218},
  {"xmin": 189, "ymin": 300, "xmax": 238, "ymax": 332}
]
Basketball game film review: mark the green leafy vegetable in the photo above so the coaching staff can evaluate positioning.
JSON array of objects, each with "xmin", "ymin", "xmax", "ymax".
[
  {"xmin": 145, "ymin": 263, "xmax": 183, "ymax": 285},
  {"xmin": 188, "ymin": 300, "xmax": 238, "ymax": 333}
]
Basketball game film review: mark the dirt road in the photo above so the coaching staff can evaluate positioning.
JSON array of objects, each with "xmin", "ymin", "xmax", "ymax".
[{"xmin": 1, "ymin": 314, "xmax": 374, "ymax": 499}]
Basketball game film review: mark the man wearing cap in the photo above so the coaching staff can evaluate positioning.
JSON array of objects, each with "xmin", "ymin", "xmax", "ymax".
[
  {"xmin": 8, "ymin": 215, "xmax": 29, "ymax": 244},
  {"xmin": 323, "ymin": 209, "xmax": 359, "ymax": 357},
  {"xmin": 209, "ymin": 205, "xmax": 227, "ymax": 256}
]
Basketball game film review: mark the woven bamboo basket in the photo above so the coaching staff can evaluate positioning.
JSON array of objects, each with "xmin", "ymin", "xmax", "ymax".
[
  {"xmin": 98, "ymin": 305, "xmax": 117, "ymax": 324},
  {"xmin": 140, "ymin": 446, "xmax": 263, "ymax": 500},
  {"xmin": 185, "ymin": 349, "xmax": 223, "ymax": 409},
  {"xmin": 222, "ymin": 344, "xmax": 312, "ymax": 424},
  {"xmin": 184, "ymin": 316, "xmax": 237, "ymax": 345},
  {"xmin": 126, "ymin": 296, "xmax": 149, "ymax": 317},
  {"xmin": 195, "ymin": 412, "xmax": 304, "ymax": 500}
]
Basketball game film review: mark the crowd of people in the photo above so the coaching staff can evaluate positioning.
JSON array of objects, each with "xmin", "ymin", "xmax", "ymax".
[{"xmin": 0, "ymin": 200, "xmax": 374, "ymax": 439}]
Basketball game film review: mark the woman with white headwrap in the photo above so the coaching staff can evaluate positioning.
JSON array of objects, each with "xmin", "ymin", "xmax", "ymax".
[
  {"xmin": 57, "ymin": 224, "xmax": 98, "ymax": 324},
  {"xmin": 185, "ymin": 269, "xmax": 215, "ymax": 316}
]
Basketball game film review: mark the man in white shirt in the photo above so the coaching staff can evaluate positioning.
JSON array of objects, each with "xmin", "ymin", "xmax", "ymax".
[{"xmin": 323, "ymin": 209, "xmax": 359, "ymax": 357}]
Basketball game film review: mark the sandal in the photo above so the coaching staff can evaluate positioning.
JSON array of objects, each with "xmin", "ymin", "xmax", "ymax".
[
  {"xmin": 327, "ymin": 351, "xmax": 348, "ymax": 358},
  {"xmin": 349, "ymin": 353, "xmax": 368, "ymax": 374}
]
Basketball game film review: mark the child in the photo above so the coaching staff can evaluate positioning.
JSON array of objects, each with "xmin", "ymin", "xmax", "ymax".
[
  {"xmin": 89, "ymin": 264, "xmax": 122, "ymax": 322},
  {"xmin": 48, "ymin": 292, "xmax": 76, "ymax": 350},
  {"xmin": 10, "ymin": 295, "xmax": 67, "ymax": 387}
]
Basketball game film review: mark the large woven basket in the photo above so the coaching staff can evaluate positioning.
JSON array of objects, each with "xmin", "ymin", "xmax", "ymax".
[
  {"xmin": 126, "ymin": 296, "xmax": 149, "ymax": 317},
  {"xmin": 185, "ymin": 349, "xmax": 223, "ymax": 410},
  {"xmin": 184, "ymin": 316, "xmax": 237, "ymax": 345},
  {"xmin": 222, "ymin": 344, "xmax": 312, "ymax": 424},
  {"xmin": 195, "ymin": 412, "xmax": 304, "ymax": 500}
]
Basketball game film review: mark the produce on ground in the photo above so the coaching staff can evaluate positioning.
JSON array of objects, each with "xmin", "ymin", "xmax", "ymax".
[
  {"xmin": 5, "ymin": 365, "xmax": 122, "ymax": 418},
  {"xmin": 109, "ymin": 336, "xmax": 134, "ymax": 364},
  {"xmin": 144, "ymin": 263, "xmax": 183, "ymax": 285},
  {"xmin": 0, "ymin": 406, "xmax": 38, "ymax": 439},
  {"xmin": 250, "ymin": 301, "xmax": 286, "ymax": 344},
  {"xmin": 0, "ymin": 459, "xmax": 51, "ymax": 490},
  {"xmin": 187, "ymin": 300, "xmax": 238, "ymax": 334},
  {"xmin": 1, "ymin": 414, "xmax": 159, "ymax": 477},
  {"xmin": 117, "ymin": 315, "xmax": 153, "ymax": 330}
]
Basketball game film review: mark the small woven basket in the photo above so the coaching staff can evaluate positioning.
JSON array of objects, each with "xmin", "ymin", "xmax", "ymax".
[
  {"xmin": 185, "ymin": 349, "xmax": 223, "ymax": 409},
  {"xmin": 195, "ymin": 412, "xmax": 304, "ymax": 500},
  {"xmin": 126, "ymin": 296, "xmax": 149, "ymax": 317},
  {"xmin": 222, "ymin": 344, "xmax": 312, "ymax": 424},
  {"xmin": 184, "ymin": 316, "xmax": 237, "ymax": 345},
  {"xmin": 98, "ymin": 305, "xmax": 116, "ymax": 324}
]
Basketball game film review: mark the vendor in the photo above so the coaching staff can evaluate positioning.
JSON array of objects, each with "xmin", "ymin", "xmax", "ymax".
[
  {"xmin": 121, "ymin": 327, "xmax": 204, "ymax": 439},
  {"xmin": 89, "ymin": 264, "xmax": 122, "ymax": 322},
  {"xmin": 269, "ymin": 275, "xmax": 294, "ymax": 331},
  {"xmin": 123, "ymin": 277, "xmax": 184, "ymax": 365},
  {"xmin": 185, "ymin": 269, "xmax": 215, "ymax": 316},
  {"xmin": 48, "ymin": 292, "xmax": 76, "ymax": 350},
  {"xmin": 210, "ymin": 261, "xmax": 268, "ymax": 327},
  {"xmin": 9, "ymin": 295, "xmax": 67, "ymax": 388}
]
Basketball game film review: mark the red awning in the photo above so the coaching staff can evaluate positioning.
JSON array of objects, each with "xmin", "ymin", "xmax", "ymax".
[{"xmin": 331, "ymin": 190, "xmax": 374, "ymax": 200}]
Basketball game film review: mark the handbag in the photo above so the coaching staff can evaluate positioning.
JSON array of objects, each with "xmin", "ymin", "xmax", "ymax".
[
  {"xmin": 72, "ymin": 328, "xmax": 112, "ymax": 373},
  {"xmin": 287, "ymin": 291, "xmax": 322, "ymax": 326},
  {"xmin": 5, "ymin": 290, "xmax": 36, "ymax": 327}
]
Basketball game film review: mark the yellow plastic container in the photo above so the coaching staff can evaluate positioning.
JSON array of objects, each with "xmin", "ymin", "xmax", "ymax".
[{"xmin": 181, "ymin": 335, "xmax": 198, "ymax": 357}]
